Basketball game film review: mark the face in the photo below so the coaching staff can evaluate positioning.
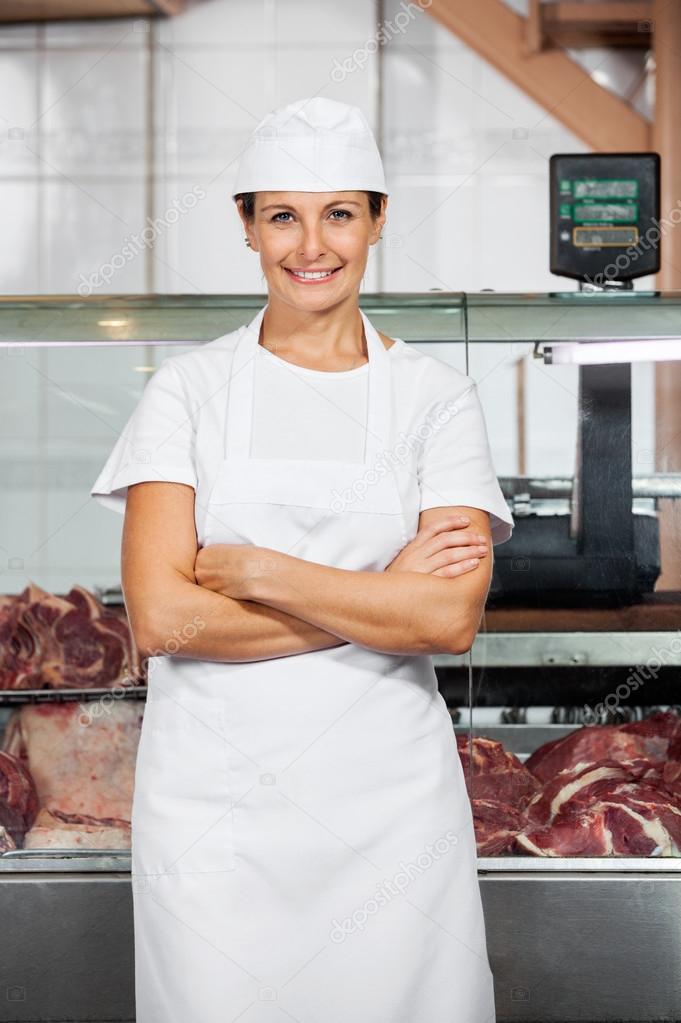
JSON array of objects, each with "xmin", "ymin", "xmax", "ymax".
[{"xmin": 238, "ymin": 191, "xmax": 386, "ymax": 308}]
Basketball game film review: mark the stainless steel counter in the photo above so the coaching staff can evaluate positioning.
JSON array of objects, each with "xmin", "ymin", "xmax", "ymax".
[{"xmin": 1, "ymin": 852, "xmax": 679, "ymax": 1022}]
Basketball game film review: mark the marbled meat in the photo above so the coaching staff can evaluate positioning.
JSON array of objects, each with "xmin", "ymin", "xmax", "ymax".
[{"xmin": 0, "ymin": 582, "xmax": 142, "ymax": 690}]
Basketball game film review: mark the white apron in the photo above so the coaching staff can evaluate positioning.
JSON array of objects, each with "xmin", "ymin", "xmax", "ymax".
[{"xmin": 130, "ymin": 306, "xmax": 496, "ymax": 1022}]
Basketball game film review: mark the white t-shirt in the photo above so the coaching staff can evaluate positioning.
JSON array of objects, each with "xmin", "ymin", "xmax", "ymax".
[
  {"xmin": 90, "ymin": 326, "xmax": 514, "ymax": 545},
  {"xmin": 251, "ymin": 343, "xmax": 369, "ymax": 462}
]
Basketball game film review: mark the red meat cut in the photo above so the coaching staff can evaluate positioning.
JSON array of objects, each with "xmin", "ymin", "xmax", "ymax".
[
  {"xmin": 0, "ymin": 583, "xmax": 142, "ymax": 690},
  {"xmin": 0, "ymin": 827, "xmax": 15, "ymax": 852},
  {"xmin": 3, "ymin": 700, "xmax": 143, "ymax": 823},
  {"xmin": 517, "ymin": 755, "xmax": 681, "ymax": 857},
  {"xmin": 524, "ymin": 711, "xmax": 681, "ymax": 782},
  {"xmin": 457, "ymin": 734, "xmax": 541, "ymax": 855},
  {"xmin": 469, "ymin": 799, "xmax": 526, "ymax": 855},
  {"xmin": 23, "ymin": 808, "xmax": 131, "ymax": 850},
  {"xmin": 0, "ymin": 750, "xmax": 38, "ymax": 845}
]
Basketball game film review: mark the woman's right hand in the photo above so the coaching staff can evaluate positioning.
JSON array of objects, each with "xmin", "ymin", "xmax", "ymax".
[{"xmin": 384, "ymin": 515, "xmax": 489, "ymax": 578}]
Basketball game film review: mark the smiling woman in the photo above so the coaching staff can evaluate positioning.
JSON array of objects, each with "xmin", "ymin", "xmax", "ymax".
[
  {"xmin": 90, "ymin": 95, "xmax": 512, "ymax": 1023},
  {"xmin": 233, "ymin": 186, "xmax": 389, "ymax": 369}
]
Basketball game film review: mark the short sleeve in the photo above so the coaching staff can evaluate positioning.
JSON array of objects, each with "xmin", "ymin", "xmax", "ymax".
[
  {"xmin": 90, "ymin": 358, "xmax": 197, "ymax": 515},
  {"xmin": 417, "ymin": 376, "xmax": 514, "ymax": 545}
]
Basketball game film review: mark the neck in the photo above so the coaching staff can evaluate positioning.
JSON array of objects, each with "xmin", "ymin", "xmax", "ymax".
[{"xmin": 259, "ymin": 295, "xmax": 367, "ymax": 365}]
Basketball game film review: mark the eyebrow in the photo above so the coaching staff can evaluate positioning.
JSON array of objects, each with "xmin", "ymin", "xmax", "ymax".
[{"xmin": 260, "ymin": 200, "xmax": 363, "ymax": 212}]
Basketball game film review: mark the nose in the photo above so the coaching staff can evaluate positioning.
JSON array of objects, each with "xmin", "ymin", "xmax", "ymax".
[{"xmin": 296, "ymin": 220, "xmax": 327, "ymax": 260}]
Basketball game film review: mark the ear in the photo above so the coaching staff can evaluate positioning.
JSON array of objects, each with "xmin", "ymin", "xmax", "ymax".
[
  {"xmin": 235, "ymin": 198, "xmax": 258, "ymax": 252},
  {"xmin": 370, "ymin": 195, "xmax": 388, "ymax": 244}
]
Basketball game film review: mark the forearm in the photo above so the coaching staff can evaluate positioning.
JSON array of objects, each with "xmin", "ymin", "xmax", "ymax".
[
  {"xmin": 243, "ymin": 550, "xmax": 472, "ymax": 656},
  {"xmin": 136, "ymin": 575, "xmax": 347, "ymax": 662}
]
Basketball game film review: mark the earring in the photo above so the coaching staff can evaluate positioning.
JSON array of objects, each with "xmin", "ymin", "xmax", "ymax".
[{"xmin": 245, "ymin": 237, "xmax": 251, "ymax": 247}]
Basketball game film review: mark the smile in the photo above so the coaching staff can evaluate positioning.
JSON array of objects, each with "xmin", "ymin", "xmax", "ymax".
[{"xmin": 284, "ymin": 267, "xmax": 343, "ymax": 283}]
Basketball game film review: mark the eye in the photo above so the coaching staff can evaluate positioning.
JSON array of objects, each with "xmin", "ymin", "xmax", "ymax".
[
  {"xmin": 329, "ymin": 209, "xmax": 351, "ymax": 220},
  {"xmin": 271, "ymin": 212, "xmax": 292, "ymax": 223}
]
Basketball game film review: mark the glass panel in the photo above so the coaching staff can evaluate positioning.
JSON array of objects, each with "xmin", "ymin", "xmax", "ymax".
[
  {"xmin": 0, "ymin": 293, "xmax": 467, "ymax": 345},
  {"xmin": 466, "ymin": 291, "xmax": 681, "ymax": 342},
  {"xmin": 462, "ymin": 313, "xmax": 681, "ymax": 864},
  {"xmin": 0, "ymin": 341, "xmax": 199, "ymax": 859},
  {"xmin": 2, "ymin": 291, "xmax": 680, "ymax": 863}
]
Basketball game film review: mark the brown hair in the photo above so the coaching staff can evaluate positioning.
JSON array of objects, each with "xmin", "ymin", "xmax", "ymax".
[{"xmin": 235, "ymin": 191, "xmax": 386, "ymax": 222}]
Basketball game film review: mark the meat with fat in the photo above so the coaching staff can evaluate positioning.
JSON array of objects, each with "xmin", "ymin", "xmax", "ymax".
[
  {"xmin": 469, "ymin": 799, "xmax": 526, "ymax": 855},
  {"xmin": 525, "ymin": 711, "xmax": 681, "ymax": 783},
  {"xmin": 23, "ymin": 808, "xmax": 131, "ymax": 850},
  {"xmin": 2, "ymin": 700, "xmax": 143, "ymax": 822},
  {"xmin": 0, "ymin": 750, "xmax": 38, "ymax": 845},
  {"xmin": 0, "ymin": 583, "xmax": 143, "ymax": 690},
  {"xmin": 0, "ymin": 827, "xmax": 15, "ymax": 852},
  {"xmin": 456, "ymin": 734, "xmax": 541, "ymax": 855},
  {"xmin": 517, "ymin": 754, "xmax": 681, "ymax": 857}
]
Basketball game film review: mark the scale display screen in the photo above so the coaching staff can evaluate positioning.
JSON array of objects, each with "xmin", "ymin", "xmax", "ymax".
[
  {"xmin": 574, "ymin": 226, "xmax": 639, "ymax": 247},
  {"xmin": 572, "ymin": 179, "xmax": 638, "ymax": 200},
  {"xmin": 573, "ymin": 202, "xmax": 638, "ymax": 223},
  {"xmin": 550, "ymin": 154, "xmax": 660, "ymax": 283}
]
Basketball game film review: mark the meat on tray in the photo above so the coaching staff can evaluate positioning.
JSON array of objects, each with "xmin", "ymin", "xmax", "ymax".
[
  {"xmin": 458, "ymin": 711, "xmax": 681, "ymax": 858},
  {"xmin": 456, "ymin": 734, "xmax": 540, "ymax": 855},
  {"xmin": 2, "ymin": 700, "xmax": 144, "ymax": 851},
  {"xmin": 518, "ymin": 773, "xmax": 681, "ymax": 857},
  {"xmin": 0, "ymin": 827, "xmax": 14, "ymax": 852},
  {"xmin": 0, "ymin": 582, "xmax": 143, "ymax": 690},
  {"xmin": 0, "ymin": 750, "xmax": 39, "ymax": 847},
  {"xmin": 524, "ymin": 711, "xmax": 681, "ymax": 782},
  {"xmin": 23, "ymin": 808, "xmax": 131, "ymax": 850}
]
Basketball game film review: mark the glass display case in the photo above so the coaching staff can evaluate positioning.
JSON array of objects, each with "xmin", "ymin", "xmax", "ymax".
[{"xmin": 1, "ymin": 291, "xmax": 680, "ymax": 1023}]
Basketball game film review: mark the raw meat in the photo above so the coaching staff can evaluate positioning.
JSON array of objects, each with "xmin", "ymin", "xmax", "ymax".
[
  {"xmin": 0, "ymin": 582, "xmax": 142, "ymax": 690},
  {"xmin": 456, "ymin": 735, "xmax": 541, "ymax": 855},
  {"xmin": 517, "ymin": 777, "xmax": 681, "ymax": 857},
  {"xmin": 457, "ymin": 734, "xmax": 541, "ymax": 805},
  {"xmin": 0, "ymin": 749, "xmax": 38, "ymax": 845},
  {"xmin": 519, "ymin": 720, "xmax": 666, "ymax": 781},
  {"xmin": 2, "ymin": 700, "xmax": 143, "ymax": 822},
  {"xmin": 469, "ymin": 799, "xmax": 525, "ymax": 856},
  {"xmin": 524, "ymin": 760, "xmax": 636, "ymax": 827},
  {"xmin": 23, "ymin": 808, "xmax": 131, "ymax": 850},
  {"xmin": 0, "ymin": 827, "xmax": 15, "ymax": 852},
  {"xmin": 457, "ymin": 712, "xmax": 681, "ymax": 858}
]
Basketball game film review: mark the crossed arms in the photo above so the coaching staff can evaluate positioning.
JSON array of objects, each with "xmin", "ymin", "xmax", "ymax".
[{"xmin": 121, "ymin": 481, "xmax": 494, "ymax": 663}]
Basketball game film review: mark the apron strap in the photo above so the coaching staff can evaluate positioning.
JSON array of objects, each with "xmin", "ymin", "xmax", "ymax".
[{"xmin": 223, "ymin": 305, "xmax": 393, "ymax": 463}]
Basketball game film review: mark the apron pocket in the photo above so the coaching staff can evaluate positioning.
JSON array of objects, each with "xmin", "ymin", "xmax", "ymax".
[
  {"xmin": 131, "ymin": 691, "xmax": 235, "ymax": 876},
  {"xmin": 208, "ymin": 456, "xmax": 404, "ymax": 515},
  {"xmin": 202, "ymin": 456, "xmax": 407, "ymax": 566}
]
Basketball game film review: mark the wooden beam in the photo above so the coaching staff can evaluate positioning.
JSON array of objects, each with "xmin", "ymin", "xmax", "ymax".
[
  {"xmin": 542, "ymin": 29, "xmax": 652, "ymax": 48},
  {"xmin": 543, "ymin": 0, "xmax": 653, "ymax": 48},
  {"xmin": 0, "ymin": 0, "xmax": 185, "ymax": 20},
  {"xmin": 424, "ymin": 0, "xmax": 650, "ymax": 152},
  {"xmin": 526, "ymin": 0, "xmax": 543, "ymax": 56},
  {"xmin": 544, "ymin": 1, "xmax": 652, "ymax": 31},
  {"xmin": 652, "ymin": 0, "xmax": 681, "ymax": 590}
]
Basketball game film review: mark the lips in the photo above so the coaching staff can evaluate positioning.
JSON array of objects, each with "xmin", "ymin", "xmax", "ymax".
[{"xmin": 284, "ymin": 266, "xmax": 343, "ymax": 284}]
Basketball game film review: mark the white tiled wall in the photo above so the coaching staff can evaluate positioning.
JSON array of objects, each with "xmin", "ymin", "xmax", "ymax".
[{"xmin": 0, "ymin": 0, "xmax": 656, "ymax": 593}]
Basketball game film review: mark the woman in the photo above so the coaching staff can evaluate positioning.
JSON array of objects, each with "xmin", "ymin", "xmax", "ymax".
[{"xmin": 91, "ymin": 96, "xmax": 513, "ymax": 1023}]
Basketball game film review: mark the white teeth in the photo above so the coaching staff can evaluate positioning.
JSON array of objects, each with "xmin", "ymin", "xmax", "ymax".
[{"xmin": 289, "ymin": 269, "xmax": 337, "ymax": 279}]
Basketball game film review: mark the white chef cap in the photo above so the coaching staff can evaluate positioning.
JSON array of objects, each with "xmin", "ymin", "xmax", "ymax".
[{"xmin": 231, "ymin": 97, "xmax": 388, "ymax": 199}]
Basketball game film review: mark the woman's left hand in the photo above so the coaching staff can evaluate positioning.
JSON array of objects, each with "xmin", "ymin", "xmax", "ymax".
[{"xmin": 194, "ymin": 543, "xmax": 276, "ymax": 600}]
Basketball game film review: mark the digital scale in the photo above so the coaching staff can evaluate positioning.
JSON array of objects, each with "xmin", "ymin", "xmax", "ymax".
[
  {"xmin": 550, "ymin": 152, "xmax": 660, "ymax": 285},
  {"xmin": 492, "ymin": 153, "xmax": 663, "ymax": 606}
]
